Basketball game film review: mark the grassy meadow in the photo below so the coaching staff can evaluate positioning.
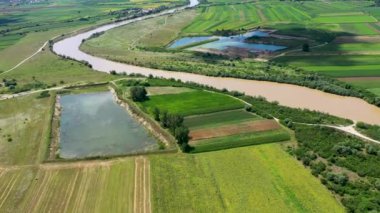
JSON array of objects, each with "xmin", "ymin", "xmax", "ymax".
[
  {"xmin": 0, "ymin": 94, "xmax": 53, "ymax": 165},
  {"xmin": 140, "ymin": 90, "xmax": 245, "ymax": 116},
  {"xmin": 150, "ymin": 144, "xmax": 344, "ymax": 212},
  {"xmin": 190, "ymin": 129, "xmax": 290, "ymax": 153}
]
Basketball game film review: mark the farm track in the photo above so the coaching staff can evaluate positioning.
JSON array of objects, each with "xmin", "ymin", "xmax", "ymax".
[
  {"xmin": 134, "ymin": 156, "xmax": 151, "ymax": 213},
  {"xmin": 1, "ymin": 41, "xmax": 49, "ymax": 76}
]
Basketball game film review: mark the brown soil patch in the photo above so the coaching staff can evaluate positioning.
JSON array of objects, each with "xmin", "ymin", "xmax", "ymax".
[
  {"xmin": 338, "ymin": 77, "xmax": 380, "ymax": 82},
  {"xmin": 334, "ymin": 36, "xmax": 380, "ymax": 44},
  {"xmin": 189, "ymin": 120, "xmax": 280, "ymax": 141}
]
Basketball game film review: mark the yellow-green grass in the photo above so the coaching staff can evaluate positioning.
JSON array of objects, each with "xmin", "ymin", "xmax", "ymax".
[
  {"xmin": 0, "ymin": 34, "xmax": 25, "ymax": 51},
  {"xmin": 140, "ymin": 90, "xmax": 245, "ymax": 116},
  {"xmin": 146, "ymin": 86, "xmax": 194, "ymax": 96},
  {"xmin": 368, "ymin": 88, "xmax": 380, "ymax": 96},
  {"xmin": 313, "ymin": 15, "xmax": 377, "ymax": 24},
  {"xmin": 184, "ymin": 109, "xmax": 261, "ymax": 130},
  {"xmin": 182, "ymin": 4, "xmax": 261, "ymax": 34},
  {"xmin": 150, "ymin": 144, "xmax": 344, "ymax": 212},
  {"xmin": 314, "ymin": 42, "xmax": 380, "ymax": 52},
  {"xmin": 259, "ymin": 2, "xmax": 311, "ymax": 23},
  {"xmin": 274, "ymin": 55, "xmax": 380, "ymax": 77},
  {"xmin": 0, "ymin": 94, "xmax": 53, "ymax": 165},
  {"xmin": 0, "ymin": 23, "xmax": 105, "ymax": 71},
  {"xmin": 0, "ymin": 168, "xmax": 37, "ymax": 212},
  {"xmin": 83, "ymin": 10, "xmax": 197, "ymax": 50},
  {"xmin": 1, "ymin": 49, "xmax": 115, "ymax": 90},
  {"xmin": 339, "ymin": 23, "xmax": 379, "ymax": 35},
  {"xmin": 18, "ymin": 160, "xmax": 134, "ymax": 213},
  {"xmin": 341, "ymin": 78, "xmax": 380, "ymax": 97},
  {"xmin": 190, "ymin": 128, "xmax": 290, "ymax": 153}
]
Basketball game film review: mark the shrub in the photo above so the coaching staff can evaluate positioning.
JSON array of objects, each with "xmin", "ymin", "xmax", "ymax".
[
  {"xmin": 130, "ymin": 86, "xmax": 147, "ymax": 102},
  {"xmin": 37, "ymin": 91, "xmax": 50, "ymax": 99}
]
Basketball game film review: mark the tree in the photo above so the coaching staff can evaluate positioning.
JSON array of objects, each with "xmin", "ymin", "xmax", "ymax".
[
  {"xmin": 160, "ymin": 110, "xmax": 169, "ymax": 128},
  {"xmin": 167, "ymin": 114, "xmax": 184, "ymax": 133},
  {"xmin": 376, "ymin": 0, "xmax": 380, "ymax": 6},
  {"xmin": 174, "ymin": 126, "xmax": 189, "ymax": 145},
  {"xmin": 302, "ymin": 43, "xmax": 310, "ymax": 52},
  {"xmin": 153, "ymin": 108, "xmax": 160, "ymax": 121},
  {"xmin": 130, "ymin": 86, "xmax": 147, "ymax": 102}
]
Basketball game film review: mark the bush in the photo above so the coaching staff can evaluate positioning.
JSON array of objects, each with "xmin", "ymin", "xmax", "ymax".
[
  {"xmin": 130, "ymin": 86, "xmax": 147, "ymax": 102},
  {"xmin": 37, "ymin": 91, "xmax": 50, "ymax": 99}
]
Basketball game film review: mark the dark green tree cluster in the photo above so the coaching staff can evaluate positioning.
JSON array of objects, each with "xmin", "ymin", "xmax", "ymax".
[
  {"xmin": 291, "ymin": 125, "xmax": 380, "ymax": 212},
  {"xmin": 130, "ymin": 86, "xmax": 147, "ymax": 102},
  {"xmin": 376, "ymin": 0, "xmax": 380, "ymax": 6},
  {"xmin": 153, "ymin": 108, "xmax": 190, "ymax": 152},
  {"xmin": 2, "ymin": 78, "xmax": 17, "ymax": 90}
]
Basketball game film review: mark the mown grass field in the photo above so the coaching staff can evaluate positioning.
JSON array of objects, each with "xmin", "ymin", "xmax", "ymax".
[
  {"xmin": 150, "ymin": 144, "xmax": 344, "ymax": 212},
  {"xmin": 0, "ymin": 94, "xmax": 53, "ymax": 165},
  {"xmin": 140, "ymin": 90, "xmax": 245, "ymax": 116},
  {"xmin": 0, "ymin": 159, "xmax": 135, "ymax": 213},
  {"xmin": 182, "ymin": 4, "xmax": 260, "ymax": 34}
]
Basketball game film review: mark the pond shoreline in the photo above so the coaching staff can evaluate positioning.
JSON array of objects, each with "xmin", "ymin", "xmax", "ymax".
[{"xmin": 110, "ymin": 86, "xmax": 177, "ymax": 148}]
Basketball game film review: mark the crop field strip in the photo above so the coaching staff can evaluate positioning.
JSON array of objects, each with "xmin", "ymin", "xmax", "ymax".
[
  {"xmin": 0, "ymin": 159, "xmax": 135, "ymax": 213},
  {"xmin": 184, "ymin": 109, "xmax": 260, "ymax": 130},
  {"xmin": 182, "ymin": 3, "xmax": 261, "ymax": 34},
  {"xmin": 150, "ymin": 144, "xmax": 344, "ymax": 212},
  {"xmin": 134, "ymin": 157, "xmax": 151, "ymax": 213},
  {"xmin": 189, "ymin": 119, "xmax": 280, "ymax": 141}
]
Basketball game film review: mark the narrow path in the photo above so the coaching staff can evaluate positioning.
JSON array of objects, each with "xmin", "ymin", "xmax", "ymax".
[
  {"xmin": 1, "ymin": 41, "xmax": 48, "ymax": 76},
  {"xmin": 134, "ymin": 156, "xmax": 151, "ymax": 213},
  {"xmin": 296, "ymin": 122, "xmax": 380, "ymax": 144}
]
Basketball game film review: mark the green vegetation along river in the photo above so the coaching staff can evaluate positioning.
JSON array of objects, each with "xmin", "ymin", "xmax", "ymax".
[{"xmin": 53, "ymin": 0, "xmax": 380, "ymax": 125}]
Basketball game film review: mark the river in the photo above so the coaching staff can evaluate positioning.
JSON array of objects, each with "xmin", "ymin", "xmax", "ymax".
[{"xmin": 53, "ymin": 0, "xmax": 380, "ymax": 125}]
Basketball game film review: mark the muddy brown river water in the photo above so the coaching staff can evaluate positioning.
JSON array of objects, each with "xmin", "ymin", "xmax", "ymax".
[{"xmin": 53, "ymin": 0, "xmax": 380, "ymax": 125}]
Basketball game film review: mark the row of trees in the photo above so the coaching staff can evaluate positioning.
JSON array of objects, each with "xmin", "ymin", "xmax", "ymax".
[
  {"xmin": 128, "ymin": 85, "xmax": 190, "ymax": 152},
  {"xmin": 153, "ymin": 108, "xmax": 190, "ymax": 152}
]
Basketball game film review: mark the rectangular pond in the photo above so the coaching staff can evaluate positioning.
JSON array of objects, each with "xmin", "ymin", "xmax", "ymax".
[{"xmin": 59, "ymin": 91, "xmax": 158, "ymax": 159}]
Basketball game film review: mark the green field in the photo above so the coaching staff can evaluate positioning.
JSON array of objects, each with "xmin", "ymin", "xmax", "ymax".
[
  {"xmin": 341, "ymin": 77, "xmax": 380, "ymax": 97},
  {"xmin": 182, "ymin": 4, "xmax": 260, "ymax": 34},
  {"xmin": 315, "ymin": 43, "xmax": 380, "ymax": 52},
  {"xmin": 184, "ymin": 109, "xmax": 260, "ymax": 130},
  {"xmin": 274, "ymin": 55, "xmax": 380, "ymax": 77},
  {"xmin": 313, "ymin": 15, "xmax": 377, "ymax": 24},
  {"xmin": 140, "ymin": 90, "xmax": 245, "ymax": 116},
  {"xmin": 150, "ymin": 144, "xmax": 344, "ymax": 212},
  {"xmin": 0, "ymin": 49, "xmax": 116, "ymax": 93},
  {"xmin": 190, "ymin": 129, "xmax": 290, "ymax": 153}
]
